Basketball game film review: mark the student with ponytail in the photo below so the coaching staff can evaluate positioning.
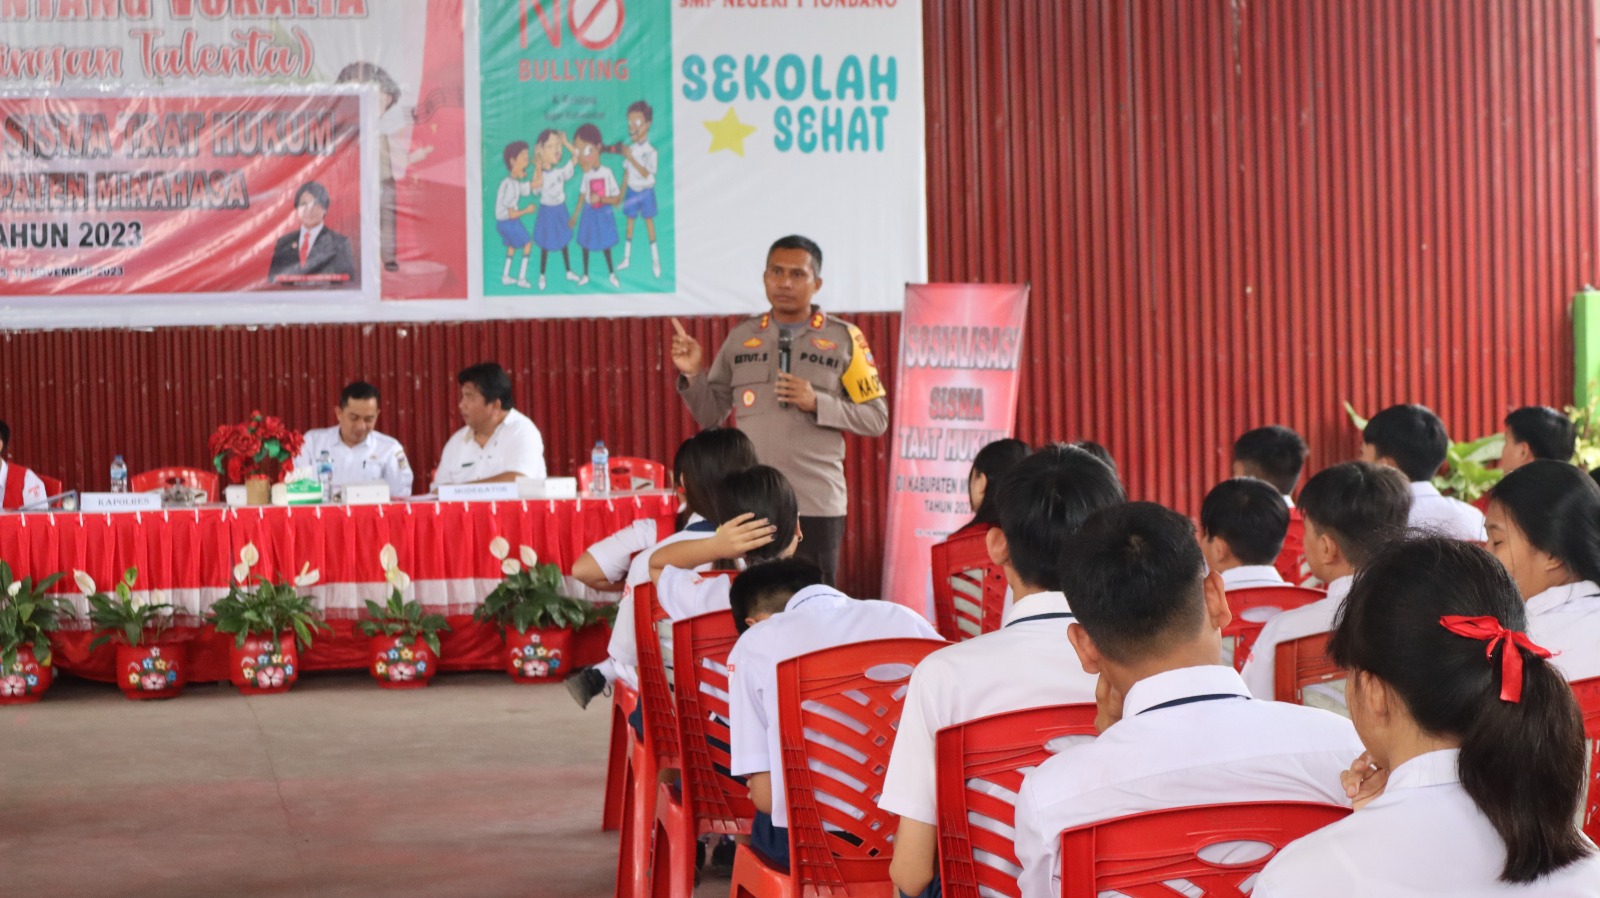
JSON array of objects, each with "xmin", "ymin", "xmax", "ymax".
[
  {"xmin": 1484, "ymin": 459, "xmax": 1600, "ymax": 681},
  {"xmin": 1255, "ymin": 538, "xmax": 1600, "ymax": 895}
]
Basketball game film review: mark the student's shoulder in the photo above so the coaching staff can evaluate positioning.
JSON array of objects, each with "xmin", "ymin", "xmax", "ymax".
[{"xmin": 1249, "ymin": 697, "xmax": 1361, "ymax": 739}]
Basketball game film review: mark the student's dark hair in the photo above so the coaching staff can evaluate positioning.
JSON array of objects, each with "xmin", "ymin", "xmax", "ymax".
[
  {"xmin": 1329, "ymin": 538, "xmax": 1591, "ymax": 883},
  {"xmin": 1061, "ymin": 502, "xmax": 1209, "ymax": 664},
  {"xmin": 1069, "ymin": 440, "xmax": 1118, "ymax": 478},
  {"xmin": 1504, "ymin": 406, "xmax": 1576, "ymax": 463},
  {"xmin": 1487, "ymin": 460, "xmax": 1600, "ymax": 585},
  {"xmin": 673, "ymin": 428, "xmax": 759, "ymax": 521},
  {"xmin": 503, "ymin": 140, "xmax": 529, "ymax": 170},
  {"xmin": 991, "ymin": 443, "xmax": 1126, "ymax": 591},
  {"xmin": 767, "ymin": 235, "xmax": 823, "ymax": 274},
  {"xmin": 1200, "ymin": 478, "xmax": 1290, "ymax": 565},
  {"xmin": 728, "ymin": 557, "xmax": 826, "ymax": 634},
  {"xmin": 1297, "ymin": 462, "xmax": 1411, "ymax": 567},
  {"xmin": 574, "ymin": 123, "xmax": 603, "ymax": 146},
  {"xmin": 457, "ymin": 362, "xmax": 514, "ymax": 411},
  {"xmin": 628, "ymin": 100, "xmax": 654, "ymax": 122},
  {"xmin": 339, "ymin": 381, "xmax": 380, "ymax": 406},
  {"xmin": 1363, "ymin": 403, "xmax": 1450, "ymax": 482},
  {"xmin": 967, "ymin": 438, "xmax": 1030, "ymax": 527},
  {"xmin": 0, "ymin": 418, "xmax": 10, "ymax": 451},
  {"xmin": 1231, "ymin": 425, "xmax": 1309, "ymax": 495},
  {"xmin": 712, "ymin": 465, "xmax": 799, "ymax": 565},
  {"xmin": 295, "ymin": 181, "xmax": 331, "ymax": 210},
  {"xmin": 334, "ymin": 61, "xmax": 401, "ymax": 105}
]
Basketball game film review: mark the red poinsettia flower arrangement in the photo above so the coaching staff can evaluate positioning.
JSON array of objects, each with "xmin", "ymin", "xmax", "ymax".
[{"xmin": 209, "ymin": 411, "xmax": 304, "ymax": 484}]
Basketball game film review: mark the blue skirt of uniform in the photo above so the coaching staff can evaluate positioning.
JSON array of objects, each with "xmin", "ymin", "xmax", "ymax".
[
  {"xmin": 577, "ymin": 202, "xmax": 619, "ymax": 251},
  {"xmin": 532, "ymin": 203, "xmax": 572, "ymax": 251}
]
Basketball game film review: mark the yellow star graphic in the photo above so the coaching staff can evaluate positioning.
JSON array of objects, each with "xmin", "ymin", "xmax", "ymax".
[{"xmin": 703, "ymin": 107, "xmax": 759, "ymax": 157}]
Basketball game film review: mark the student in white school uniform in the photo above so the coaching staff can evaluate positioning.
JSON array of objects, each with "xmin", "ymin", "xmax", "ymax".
[
  {"xmin": 1484, "ymin": 461, "xmax": 1600, "ymax": 683},
  {"xmin": 880, "ymin": 443, "xmax": 1126, "ymax": 898},
  {"xmin": 1240, "ymin": 462, "xmax": 1411, "ymax": 705},
  {"xmin": 1500, "ymin": 406, "xmax": 1578, "ymax": 474},
  {"xmin": 726, "ymin": 557, "xmax": 943, "ymax": 874},
  {"xmin": 1231, "ymin": 425, "xmax": 1310, "ymax": 585},
  {"xmin": 1255, "ymin": 538, "xmax": 1600, "ymax": 897},
  {"xmin": 292, "ymin": 381, "xmax": 414, "ymax": 498},
  {"xmin": 1361, "ymin": 403, "xmax": 1487, "ymax": 541},
  {"xmin": 432, "ymin": 363, "xmax": 546, "ymax": 488},
  {"xmin": 1200, "ymin": 477, "xmax": 1291, "ymax": 591},
  {"xmin": 1011, "ymin": 503, "xmax": 1362, "ymax": 898}
]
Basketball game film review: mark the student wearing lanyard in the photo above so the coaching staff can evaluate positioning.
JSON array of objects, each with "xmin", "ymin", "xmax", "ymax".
[
  {"xmin": 880, "ymin": 443, "xmax": 1125, "ymax": 898},
  {"xmin": 1011, "ymin": 503, "xmax": 1361, "ymax": 898},
  {"xmin": 1255, "ymin": 538, "xmax": 1600, "ymax": 896}
]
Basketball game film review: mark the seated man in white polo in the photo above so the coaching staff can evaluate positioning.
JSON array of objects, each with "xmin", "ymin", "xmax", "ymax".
[
  {"xmin": 433, "ymin": 362, "xmax": 547, "ymax": 487},
  {"xmin": 293, "ymin": 381, "xmax": 414, "ymax": 498}
]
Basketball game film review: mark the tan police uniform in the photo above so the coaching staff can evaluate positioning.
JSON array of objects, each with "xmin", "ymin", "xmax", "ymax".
[{"xmin": 677, "ymin": 307, "xmax": 888, "ymax": 582}]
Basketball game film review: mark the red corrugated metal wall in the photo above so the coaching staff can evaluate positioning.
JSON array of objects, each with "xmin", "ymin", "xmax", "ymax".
[{"xmin": 1, "ymin": 0, "xmax": 1595, "ymax": 599}]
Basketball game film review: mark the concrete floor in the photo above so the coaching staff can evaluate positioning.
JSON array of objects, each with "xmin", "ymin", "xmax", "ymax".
[{"xmin": 0, "ymin": 672, "xmax": 729, "ymax": 898}]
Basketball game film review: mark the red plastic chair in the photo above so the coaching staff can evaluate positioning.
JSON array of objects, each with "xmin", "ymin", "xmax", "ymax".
[
  {"xmin": 729, "ymin": 637, "xmax": 947, "ymax": 898},
  {"xmin": 1223, "ymin": 585, "xmax": 1326, "ymax": 673},
  {"xmin": 1571, "ymin": 676, "xmax": 1600, "ymax": 843},
  {"xmin": 131, "ymin": 467, "xmax": 219, "ymax": 501},
  {"xmin": 1272, "ymin": 632, "xmax": 1343, "ymax": 706},
  {"xmin": 1273, "ymin": 509, "xmax": 1307, "ymax": 584},
  {"xmin": 936, "ymin": 704, "xmax": 1098, "ymax": 898},
  {"xmin": 930, "ymin": 527, "xmax": 1008, "ymax": 642},
  {"xmin": 580, "ymin": 456, "xmax": 668, "ymax": 493},
  {"xmin": 1057, "ymin": 802, "xmax": 1350, "ymax": 897},
  {"xmin": 36, "ymin": 473, "xmax": 63, "ymax": 496},
  {"xmin": 602, "ymin": 681, "xmax": 640, "ymax": 832}
]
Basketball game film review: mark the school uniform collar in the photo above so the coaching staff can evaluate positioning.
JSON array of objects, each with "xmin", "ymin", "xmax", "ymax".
[
  {"xmin": 785, "ymin": 584, "xmax": 852, "ymax": 613},
  {"xmin": 1220, "ymin": 565, "xmax": 1286, "ymax": 587},
  {"xmin": 1409, "ymin": 481, "xmax": 1443, "ymax": 499},
  {"xmin": 1380, "ymin": 749, "xmax": 1461, "ymax": 796},
  {"xmin": 1526, "ymin": 580, "xmax": 1600, "ymax": 616},
  {"xmin": 1121, "ymin": 665, "xmax": 1252, "ymax": 718},
  {"xmin": 1001, "ymin": 590, "xmax": 1072, "ymax": 627},
  {"xmin": 1324, "ymin": 575, "xmax": 1354, "ymax": 604}
]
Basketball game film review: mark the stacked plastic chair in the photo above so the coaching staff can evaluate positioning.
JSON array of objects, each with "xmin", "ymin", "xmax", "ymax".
[
  {"xmin": 1222, "ymin": 585, "xmax": 1325, "ymax": 672},
  {"xmin": 1272, "ymin": 632, "xmax": 1343, "ymax": 706},
  {"xmin": 930, "ymin": 527, "xmax": 1009, "ymax": 642},
  {"xmin": 1572, "ymin": 676, "xmax": 1599, "ymax": 843}
]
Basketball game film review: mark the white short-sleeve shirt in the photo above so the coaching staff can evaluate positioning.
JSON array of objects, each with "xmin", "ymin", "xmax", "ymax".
[
  {"xmin": 432, "ymin": 408, "xmax": 547, "ymax": 487},
  {"xmin": 657, "ymin": 565, "xmax": 735, "ymax": 621},
  {"xmin": 293, "ymin": 426, "xmax": 414, "ymax": 498},
  {"xmin": 1255, "ymin": 749, "xmax": 1600, "ymax": 897},
  {"xmin": 585, "ymin": 518, "xmax": 663, "ymax": 584},
  {"xmin": 538, "ymin": 160, "xmax": 576, "ymax": 206},
  {"xmin": 1525, "ymin": 580, "xmax": 1600, "ymax": 682},
  {"xmin": 605, "ymin": 523, "xmax": 713, "ymax": 689},
  {"xmin": 1240, "ymin": 575, "xmax": 1352, "ymax": 701},
  {"xmin": 878, "ymin": 590, "xmax": 1095, "ymax": 827},
  {"xmin": 1221, "ymin": 564, "xmax": 1289, "ymax": 592},
  {"xmin": 1012, "ymin": 664, "xmax": 1361, "ymax": 898},
  {"xmin": 0, "ymin": 460, "xmax": 48, "ymax": 509},
  {"xmin": 1408, "ymin": 481, "xmax": 1487, "ymax": 542},
  {"xmin": 624, "ymin": 140, "xmax": 658, "ymax": 190},
  {"xmin": 495, "ymin": 176, "xmax": 531, "ymax": 221},
  {"xmin": 726, "ymin": 586, "xmax": 943, "ymax": 827},
  {"xmin": 578, "ymin": 165, "xmax": 620, "ymax": 204}
]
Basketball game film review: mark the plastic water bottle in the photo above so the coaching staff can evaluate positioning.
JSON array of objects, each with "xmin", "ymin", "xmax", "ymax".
[
  {"xmin": 109, "ymin": 455, "xmax": 128, "ymax": 493},
  {"xmin": 590, "ymin": 440, "xmax": 610, "ymax": 496},
  {"xmin": 317, "ymin": 450, "xmax": 335, "ymax": 502}
]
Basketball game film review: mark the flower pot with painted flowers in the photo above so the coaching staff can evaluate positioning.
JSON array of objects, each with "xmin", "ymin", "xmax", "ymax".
[
  {"xmin": 0, "ymin": 561, "xmax": 68, "ymax": 705},
  {"xmin": 358, "ymin": 545, "xmax": 449, "ymax": 690},
  {"xmin": 82, "ymin": 567, "xmax": 184, "ymax": 701},
  {"xmin": 209, "ymin": 543, "xmax": 327, "ymax": 695},
  {"xmin": 474, "ymin": 538, "xmax": 589, "ymax": 682}
]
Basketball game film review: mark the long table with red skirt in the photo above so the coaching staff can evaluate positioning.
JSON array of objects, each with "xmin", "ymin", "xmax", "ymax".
[{"xmin": 0, "ymin": 493, "xmax": 678, "ymax": 683}]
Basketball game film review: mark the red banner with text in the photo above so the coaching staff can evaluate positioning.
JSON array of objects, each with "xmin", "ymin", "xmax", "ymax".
[{"xmin": 881, "ymin": 283, "xmax": 1030, "ymax": 612}]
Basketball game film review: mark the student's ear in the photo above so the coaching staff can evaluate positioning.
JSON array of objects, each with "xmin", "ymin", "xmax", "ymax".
[
  {"xmin": 332, "ymin": 404, "xmax": 343, "ymax": 422},
  {"xmin": 1316, "ymin": 531, "xmax": 1344, "ymax": 570},
  {"xmin": 985, "ymin": 525, "xmax": 1010, "ymax": 569},
  {"xmin": 1202, "ymin": 569, "xmax": 1232, "ymax": 631},
  {"xmin": 1065, "ymin": 622, "xmax": 1102, "ymax": 675},
  {"xmin": 1350, "ymin": 669, "xmax": 1394, "ymax": 727}
]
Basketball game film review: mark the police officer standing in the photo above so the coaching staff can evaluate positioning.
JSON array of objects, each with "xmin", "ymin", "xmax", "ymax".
[{"xmin": 670, "ymin": 235, "xmax": 888, "ymax": 585}]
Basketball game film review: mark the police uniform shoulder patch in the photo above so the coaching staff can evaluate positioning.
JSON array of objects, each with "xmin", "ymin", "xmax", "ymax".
[
  {"xmin": 809, "ymin": 310, "xmax": 827, "ymax": 330},
  {"xmin": 841, "ymin": 322, "xmax": 886, "ymax": 403},
  {"xmin": 757, "ymin": 313, "xmax": 771, "ymax": 330},
  {"xmin": 812, "ymin": 337, "xmax": 837, "ymax": 351}
]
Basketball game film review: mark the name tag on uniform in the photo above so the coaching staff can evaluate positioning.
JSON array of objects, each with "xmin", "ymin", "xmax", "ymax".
[
  {"xmin": 439, "ymin": 483, "xmax": 519, "ymax": 502},
  {"xmin": 80, "ymin": 492, "xmax": 163, "ymax": 512}
]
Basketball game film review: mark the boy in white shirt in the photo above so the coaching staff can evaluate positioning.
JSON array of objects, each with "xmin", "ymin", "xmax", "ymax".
[
  {"xmin": 493, "ymin": 140, "xmax": 536, "ymax": 288},
  {"xmin": 1012, "ymin": 502, "xmax": 1362, "ymax": 898},
  {"xmin": 1499, "ymin": 405, "xmax": 1577, "ymax": 473},
  {"xmin": 1200, "ymin": 477, "xmax": 1290, "ymax": 592},
  {"xmin": 1230, "ymin": 425, "xmax": 1310, "ymax": 584},
  {"xmin": 1360, "ymin": 403, "xmax": 1486, "ymax": 541},
  {"xmin": 613, "ymin": 100, "xmax": 662, "ymax": 278}
]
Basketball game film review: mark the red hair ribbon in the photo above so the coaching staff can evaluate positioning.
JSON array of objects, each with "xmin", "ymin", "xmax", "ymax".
[{"xmin": 1439, "ymin": 615, "xmax": 1554, "ymax": 703}]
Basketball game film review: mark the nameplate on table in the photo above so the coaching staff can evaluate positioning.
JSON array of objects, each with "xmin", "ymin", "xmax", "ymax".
[
  {"xmin": 438, "ymin": 483, "xmax": 520, "ymax": 503},
  {"xmin": 80, "ymin": 492, "xmax": 163, "ymax": 513},
  {"xmin": 341, "ymin": 483, "xmax": 392, "ymax": 506}
]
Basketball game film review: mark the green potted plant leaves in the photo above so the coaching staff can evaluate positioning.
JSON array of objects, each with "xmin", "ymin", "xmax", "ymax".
[
  {"xmin": 474, "ymin": 537, "xmax": 591, "ymax": 682},
  {"xmin": 0, "ymin": 561, "xmax": 68, "ymax": 704},
  {"xmin": 208, "ymin": 542, "xmax": 327, "ymax": 695},
  {"xmin": 81, "ymin": 566, "xmax": 186, "ymax": 701},
  {"xmin": 359, "ymin": 545, "xmax": 450, "ymax": 690}
]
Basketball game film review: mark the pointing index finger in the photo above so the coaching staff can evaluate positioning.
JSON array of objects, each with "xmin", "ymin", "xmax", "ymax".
[{"xmin": 670, "ymin": 317, "xmax": 688, "ymax": 337}]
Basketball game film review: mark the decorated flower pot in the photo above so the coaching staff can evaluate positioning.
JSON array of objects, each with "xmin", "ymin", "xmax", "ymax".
[
  {"xmin": 229, "ymin": 632, "xmax": 299, "ymax": 695},
  {"xmin": 0, "ymin": 644, "xmax": 53, "ymax": 705},
  {"xmin": 504, "ymin": 626, "xmax": 571, "ymax": 682},
  {"xmin": 115, "ymin": 643, "xmax": 185, "ymax": 701},
  {"xmin": 368, "ymin": 634, "xmax": 437, "ymax": 690}
]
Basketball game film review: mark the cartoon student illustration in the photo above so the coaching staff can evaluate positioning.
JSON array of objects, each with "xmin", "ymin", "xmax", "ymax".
[
  {"xmin": 529, "ymin": 128, "xmax": 580, "ymax": 291},
  {"xmin": 605, "ymin": 100, "xmax": 661, "ymax": 278},
  {"xmin": 570, "ymin": 123, "xmax": 623, "ymax": 288},
  {"xmin": 494, "ymin": 140, "xmax": 537, "ymax": 288}
]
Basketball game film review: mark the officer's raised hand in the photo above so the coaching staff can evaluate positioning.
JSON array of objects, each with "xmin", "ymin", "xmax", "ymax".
[
  {"xmin": 774, "ymin": 373, "xmax": 817, "ymax": 412},
  {"xmin": 669, "ymin": 317, "xmax": 704, "ymax": 377}
]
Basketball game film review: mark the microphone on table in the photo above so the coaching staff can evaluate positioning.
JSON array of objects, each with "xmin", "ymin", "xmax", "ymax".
[{"xmin": 777, "ymin": 331, "xmax": 792, "ymax": 408}]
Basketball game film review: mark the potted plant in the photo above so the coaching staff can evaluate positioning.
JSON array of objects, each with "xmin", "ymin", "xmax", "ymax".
[
  {"xmin": 358, "ymin": 545, "xmax": 450, "ymax": 690},
  {"xmin": 82, "ymin": 567, "xmax": 185, "ymax": 701},
  {"xmin": 209, "ymin": 410, "xmax": 304, "ymax": 506},
  {"xmin": 209, "ymin": 543, "xmax": 326, "ymax": 695},
  {"xmin": 0, "ymin": 561, "xmax": 68, "ymax": 705},
  {"xmin": 474, "ymin": 538, "xmax": 591, "ymax": 682}
]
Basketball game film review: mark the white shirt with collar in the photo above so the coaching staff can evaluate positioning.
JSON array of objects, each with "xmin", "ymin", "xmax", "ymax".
[
  {"xmin": 0, "ymin": 460, "xmax": 48, "ymax": 509},
  {"xmin": 1255, "ymin": 748, "xmax": 1600, "ymax": 897},
  {"xmin": 1525, "ymin": 580, "xmax": 1600, "ymax": 682},
  {"xmin": 1407, "ymin": 480, "xmax": 1487, "ymax": 542},
  {"xmin": 293, "ymin": 426, "xmax": 414, "ymax": 498},
  {"xmin": 878, "ymin": 590, "xmax": 1094, "ymax": 827},
  {"xmin": 1240, "ymin": 575, "xmax": 1352, "ymax": 701},
  {"xmin": 585, "ymin": 519, "xmax": 662, "ymax": 584},
  {"xmin": 432, "ymin": 408, "xmax": 546, "ymax": 487},
  {"xmin": 604, "ymin": 522, "xmax": 713, "ymax": 690},
  {"xmin": 1012, "ymin": 664, "xmax": 1361, "ymax": 898},
  {"xmin": 1221, "ymin": 564, "xmax": 1289, "ymax": 592},
  {"xmin": 727, "ymin": 585, "xmax": 943, "ymax": 827},
  {"xmin": 625, "ymin": 140, "xmax": 658, "ymax": 189}
]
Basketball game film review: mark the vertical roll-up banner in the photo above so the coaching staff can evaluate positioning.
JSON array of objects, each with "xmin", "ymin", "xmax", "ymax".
[{"xmin": 881, "ymin": 283, "xmax": 1029, "ymax": 611}]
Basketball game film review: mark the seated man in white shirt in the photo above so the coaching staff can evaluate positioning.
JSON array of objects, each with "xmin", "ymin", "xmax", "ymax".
[
  {"xmin": 1499, "ymin": 404, "xmax": 1577, "ymax": 474},
  {"xmin": 0, "ymin": 419, "xmax": 49, "ymax": 510},
  {"xmin": 292, "ymin": 381, "xmax": 414, "ymax": 498},
  {"xmin": 880, "ymin": 443, "xmax": 1125, "ymax": 898},
  {"xmin": 1239, "ymin": 462, "xmax": 1411, "ymax": 704},
  {"xmin": 1360, "ymin": 403, "xmax": 1485, "ymax": 541},
  {"xmin": 726, "ymin": 557, "xmax": 943, "ymax": 874},
  {"xmin": 432, "ymin": 361, "xmax": 547, "ymax": 487},
  {"xmin": 1012, "ymin": 502, "xmax": 1363, "ymax": 898},
  {"xmin": 1201, "ymin": 477, "xmax": 1291, "ymax": 591}
]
